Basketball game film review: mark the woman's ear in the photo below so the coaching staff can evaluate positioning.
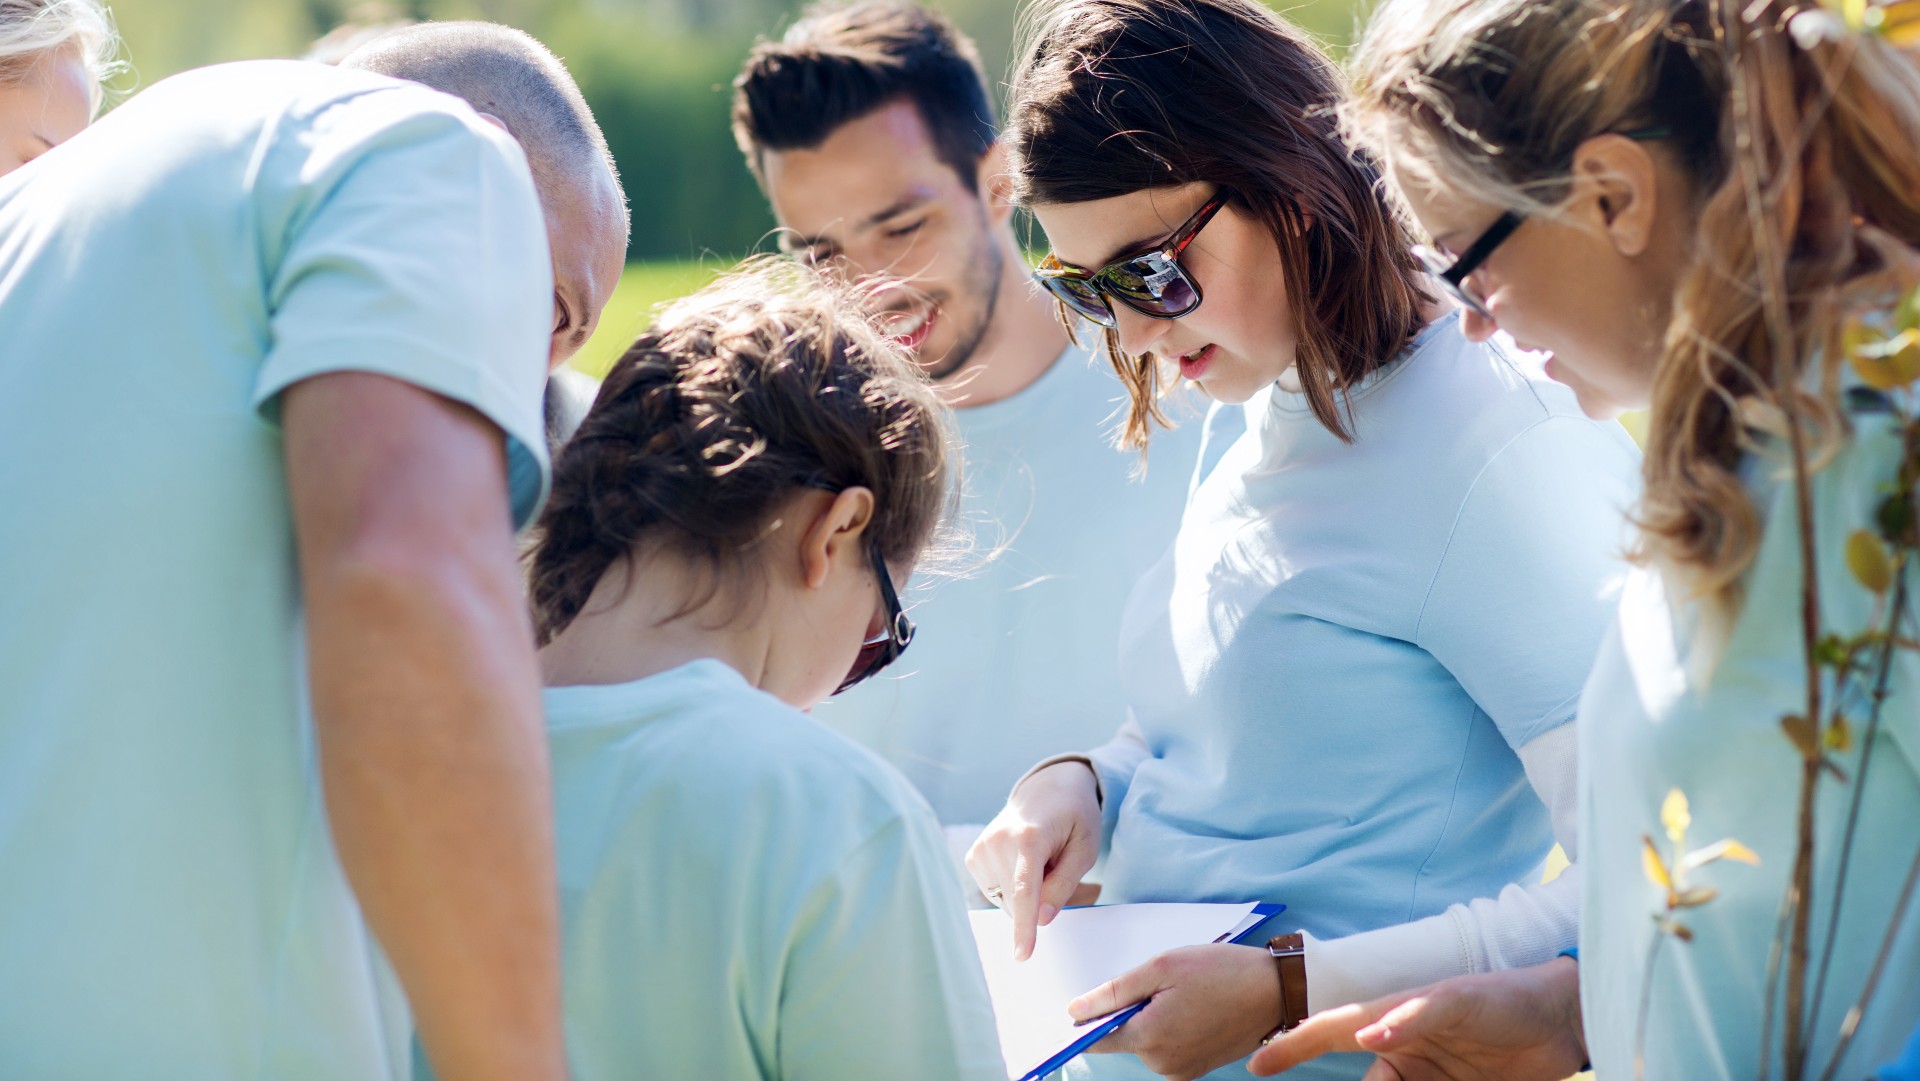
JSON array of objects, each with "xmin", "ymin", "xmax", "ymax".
[
  {"xmin": 979, "ymin": 141, "xmax": 1017, "ymax": 226},
  {"xmin": 799, "ymin": 486, "xmax": 876, "ymax": 590},
  {"xmin": 1570, "ymin": 134, "xmax": 1661, "ymax": 258}
]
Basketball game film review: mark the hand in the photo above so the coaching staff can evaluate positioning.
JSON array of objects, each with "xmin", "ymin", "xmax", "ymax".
[
  {"xmin": 1068, "ymin": 943, "xmax": 1281, "ymax": 1081},
  {"xmin": 966, "ymin": 760, "xmax": 1102, "ymax": 960},
  {"xmin": 1247, "ymin": 957, "xmax": 1586, "ymax": 1081}
]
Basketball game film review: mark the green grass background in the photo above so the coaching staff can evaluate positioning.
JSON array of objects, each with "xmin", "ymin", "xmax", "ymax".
[{"xmin": 567, "ymin": 259, "xmax": 729, "ymax": 379}]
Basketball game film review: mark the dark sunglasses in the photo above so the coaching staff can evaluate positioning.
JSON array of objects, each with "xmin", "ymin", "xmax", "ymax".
[
  {"xmin": 802, "ymin": 476, "xmax": 916, "ymax": 695},
  {"xmin": 1414, "ymin": 126, "xmax": 1674, "ymax": 320},
  {"xmin": 1033, "ymin": 189, "xmax": 1232, "ymax": 328},
  {"xmin": 836, "ymin": 543, "xmax": 915, "ymax": 695}
]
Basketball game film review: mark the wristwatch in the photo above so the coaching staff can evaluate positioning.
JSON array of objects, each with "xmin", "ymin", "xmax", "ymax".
[{"xmin": 1262, "ymin": 933, "xmax": 1309, "ymax": 1043}]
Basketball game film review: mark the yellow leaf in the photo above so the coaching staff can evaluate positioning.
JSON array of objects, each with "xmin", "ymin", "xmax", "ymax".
[
  {"xmin": 1661, "ymin": 788, "xmax": 1692, "ymax": 845},
  {"xmin": 1847, "ymin": 530, "xmax": 1896, "ymax": 594},
  {"xmin": 1783, "ymin": 712, "xmax": 1822, "ymax": 758},
  {"xmin": 1849, "ymin": 333, "xmax": 1920, "ymax": 390},
  {"xmin": 1826, "ymin": 716, "xmax": 1854, "ymax": 752},
  {"xmin": 1673, "ymin": 886, "xmax": 1720, "ymax": 908},
  {"xmin": 1680, "ymin": 839, "xmax": 1763, "ymax": 875},
  {"xmin": 1642, "ymin": 834, "xmax": 1673, "ymax": 892},
  {"xmin": 1880, "ymin": 0, "xmax": 1920, "ymax": 46}
]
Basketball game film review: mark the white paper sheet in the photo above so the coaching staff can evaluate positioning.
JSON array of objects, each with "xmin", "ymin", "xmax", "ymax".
[{"xmin": 969, "ymin": 902, "xmax": 1264, "ymax": 1080}]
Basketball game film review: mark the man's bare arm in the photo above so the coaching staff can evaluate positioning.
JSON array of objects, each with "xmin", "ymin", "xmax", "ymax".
[{"xmin": 284, "ymin": 371, "xmax": 566, "ymax": 1081}]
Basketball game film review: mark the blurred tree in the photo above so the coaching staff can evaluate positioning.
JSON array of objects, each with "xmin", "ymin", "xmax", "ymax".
[{"xmin": 107, "ymin": 0, "xmax": 1367, "ymax": 261}]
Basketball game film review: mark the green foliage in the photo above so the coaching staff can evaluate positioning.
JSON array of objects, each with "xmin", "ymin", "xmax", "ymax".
[
  {"xmin": 570, "ymin": 258, "xmax": 730, "ymax": 379},
  {"xmin": 108, "ymin": 0, "xmax": 1371, "ymax": 261}
]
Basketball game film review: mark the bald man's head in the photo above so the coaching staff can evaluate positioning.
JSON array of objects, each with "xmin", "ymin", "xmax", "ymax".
[{"xmin": 344, "ymin": 21, "xmax": 628, "ymax": 367}]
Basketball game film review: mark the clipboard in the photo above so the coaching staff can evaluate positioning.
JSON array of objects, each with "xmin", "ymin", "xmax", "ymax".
[{"xmin": 970, "ymin": 901, "xmax": 1287, "ymax": 1081}]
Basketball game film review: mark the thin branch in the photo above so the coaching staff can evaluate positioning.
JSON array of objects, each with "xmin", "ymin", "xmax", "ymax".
[
  {"xmin": 1806, "ymin": 571, "xmax": 1907, "ymax": 1036},
  {"xmin": 1814, "ymin": 837, "xmax": 1920, "ymax": 1081},
  {"xmin": 1635, "ymin": 931, "xmax": 1668, "ymax": 1081}
]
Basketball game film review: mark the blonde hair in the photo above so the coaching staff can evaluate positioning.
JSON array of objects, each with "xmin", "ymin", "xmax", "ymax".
[
  {"xmin": 0, "ymin": 0, "xmax": 119, "ymax": 111},
  {"xmin": 1348, "ymin": 0, "xmax": 1920, "ymax": 620}
]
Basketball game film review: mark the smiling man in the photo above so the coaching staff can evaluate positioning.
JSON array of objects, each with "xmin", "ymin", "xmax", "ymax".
[{"xmin": 731, "ymin": 1, "xmax": 1204, "ymax": 839}]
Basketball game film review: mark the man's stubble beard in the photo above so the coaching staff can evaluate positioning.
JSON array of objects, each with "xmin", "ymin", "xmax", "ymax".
[{"xmin": 921, "ymin": 208, "xmax": 1006, "ymax": 384}]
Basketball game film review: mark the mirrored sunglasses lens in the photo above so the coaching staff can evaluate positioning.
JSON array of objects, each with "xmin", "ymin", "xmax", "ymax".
[
  {"xmin": 1044, "ymin": 276, "xmax": 1115, "ymax": 326},
  {"xmin": 1108, "ymin": 255, "xmax": 1197, "ymax": 316}
]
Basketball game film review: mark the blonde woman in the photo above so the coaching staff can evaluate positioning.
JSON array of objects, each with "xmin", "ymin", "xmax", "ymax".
[
  {"xmin": 0, "ymin": 0, "xmax": 115, "ymax": 175},
  {"xmin": 1256, "ymin": 1, "xmax": 1920, "ymax": 1079}
]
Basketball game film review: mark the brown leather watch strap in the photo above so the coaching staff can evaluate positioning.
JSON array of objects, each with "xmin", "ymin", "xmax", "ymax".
[{"xmin": 1263, "ymin": 932, "xmax": 1309, "ymax": 1041}]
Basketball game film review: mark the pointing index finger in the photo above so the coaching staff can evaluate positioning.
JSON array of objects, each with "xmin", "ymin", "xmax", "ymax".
[{"xmin": 1008, "ymin": 846, "xmax": 1044, "ymax": 960}]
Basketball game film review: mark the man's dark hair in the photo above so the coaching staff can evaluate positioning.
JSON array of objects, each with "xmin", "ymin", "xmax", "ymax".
[{"xmin": 731, "ymin": 1, "xmax": 997, "ymax": 191}]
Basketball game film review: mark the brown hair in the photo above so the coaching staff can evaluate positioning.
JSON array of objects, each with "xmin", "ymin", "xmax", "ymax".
[
  {"xmin": 732, "ymin": 0, "xmax": 997, "ymax": 191},
  {"xmin": 1348, "ymin": 0, "xmax": 1920, "ymax": 617},
  {"xmin": 1005, "ymin": 0, "xmax": 1433, "ymax": 449},
  {"xmin": 526, "ymin": 258, "xmax": 955, "ymax": 646}
]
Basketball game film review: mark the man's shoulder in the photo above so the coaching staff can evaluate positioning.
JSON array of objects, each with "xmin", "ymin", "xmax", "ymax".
[
  {"xmin": 122, "ymin": 60, "xmax": 514, "ymax": 182},
  {"xmin": 138, "ymin": 60, "xmax": 449, "ymax": 126}
]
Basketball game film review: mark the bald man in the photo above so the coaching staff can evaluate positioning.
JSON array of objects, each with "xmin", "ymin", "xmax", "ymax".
[
  {"xmin": 0, "ymin": 23, "xmax": 622, "ymax": 1081},
  {"xmin": 344, "ymin": 22, "xmax": 628, "ymax": 370}
]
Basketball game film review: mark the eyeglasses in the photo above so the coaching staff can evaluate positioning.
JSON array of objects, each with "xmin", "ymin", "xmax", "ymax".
[
  {"xmin": 836, "ymin": 543, "xmax": 915, "ymax": 695},
  {"xmin": 1033, "ymin": 189, "xmax": 1231, "ymax": 328},
  {"xmin": 1411, "ymin": 212, "xmax": 1524, "ymax": 321},
  {"xmin": 1414, "ymin": 126, "xmax": 1675, "ymax": 320}
]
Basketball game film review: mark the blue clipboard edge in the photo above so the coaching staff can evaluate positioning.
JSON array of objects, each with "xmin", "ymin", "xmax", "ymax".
[{"xmin": 1014, "ymin": 902, "xmax": 1286, "ymax": 1081}]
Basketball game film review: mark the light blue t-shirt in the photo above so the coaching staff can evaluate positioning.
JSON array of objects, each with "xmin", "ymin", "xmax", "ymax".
[
  {"xmin": 544, "ymin": 659, "xmax": 1006, "ymax": 1081},
  {"xmin": 0, "ymin": 61, "xmax": 551, "ymax": 1078},
  {"xmin": 811, "ymin": 341, "xmax": 1201, "ymax": 825},
  {"xmin": 1579, "ymin": 391, "xmax": 1920, "ymax": 1080},
  {"xmin": 1078, "ymin": 316, "xmax": 1641, "ymax": 1081}
]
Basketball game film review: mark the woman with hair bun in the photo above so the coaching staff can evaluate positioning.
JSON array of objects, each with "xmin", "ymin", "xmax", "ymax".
[
  {"xmin": 963, "ymin": 1, "xmax": 1642, "ymax": 1079},
  {"xmin": 0, "ymin": 0, "xmax": 116, "ymax": 176},
  {"xmin": 1255, "ymin": 1, "xmax": 1920, "ymax": 1078},
  {"xmin": 525, "ymin": 260, "xmax": 1005, "ymax": 1081}
]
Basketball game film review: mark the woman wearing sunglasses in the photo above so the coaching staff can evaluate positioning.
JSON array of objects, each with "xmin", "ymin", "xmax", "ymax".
[
  {"xmin": 523, "ymin": 262, "xmax": 1004, "ymax": 1081},
  {"xmin": 965, "ymin": 1, "xmax": 1641, "ymax": 1079},
  {"xmin": 1248, "ymin": 0, "xmax": 1920, "ymax": 1079}
]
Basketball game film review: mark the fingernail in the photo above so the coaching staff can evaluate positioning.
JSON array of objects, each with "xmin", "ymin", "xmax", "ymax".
[{"xmin": 1039, "ymin": 903, "xmax": 1060, "ymax": 925}]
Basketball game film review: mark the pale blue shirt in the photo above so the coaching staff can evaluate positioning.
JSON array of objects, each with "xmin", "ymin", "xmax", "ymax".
[
  {"xmin": 811, "ymin": 341, "xmax": 1201, "ymax": 825},
  {"xmin": 0, "ymin": 61, "xmax": 550, "ymax": 1078},
  {"xmin": 545, "ymin": 660, "xmax": 1006, "ymax": 1081},
  {"xmin": 1076, "ymin": 316, "xmax": 1641, "ymax": 1081},
  {"xmin": 1579, "ymin": 390, "xmax": 1920, "ymax": 1080}
]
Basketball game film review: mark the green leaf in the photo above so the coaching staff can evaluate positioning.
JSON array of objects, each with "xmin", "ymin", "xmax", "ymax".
[
  {"xmin": 1878, "ymin": 493, "xmax": 1916, "ymax": 549},
  {"xmin": 1815, "ymin": 634, "xmax": 1852, "ymax": 667}
]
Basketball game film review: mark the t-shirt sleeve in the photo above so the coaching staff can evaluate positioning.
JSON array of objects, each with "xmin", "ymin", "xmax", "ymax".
[
  {"xmin": 778, "ymin": 808, "xmax": 1006, "ymax": 1081},
  {"xmin": 1415, "ymin": 415, "xmax": 1641, "ymax": 748},
  {"xmin": 249, "ymin": 90, "xmax": 554, "ymax": 527}
]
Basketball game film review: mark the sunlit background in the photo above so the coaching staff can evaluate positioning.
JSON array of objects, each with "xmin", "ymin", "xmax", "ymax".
[{"xmin": 109, "ymin": 0, "xmax": 1372, "ymax": 376}]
